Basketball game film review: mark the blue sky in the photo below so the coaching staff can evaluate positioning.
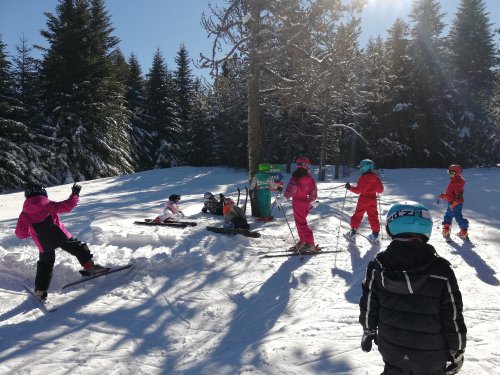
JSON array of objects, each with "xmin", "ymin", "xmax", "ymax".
[{"xmin": 1, "ymin": 0, "xmax": 498, "ymax": 79}]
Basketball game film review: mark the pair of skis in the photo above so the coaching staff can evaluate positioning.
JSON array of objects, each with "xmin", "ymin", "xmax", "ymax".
[
  {"xmin": 134, "ymin": 219, "xmax": 197, "ymax": 228},
  {"xmin": 259, "ymin": 248, "xmax": 341, "ymax": 258},
  {"xmin": 24, "ymin": 263, "xmax": 134, "ymax": 314}
]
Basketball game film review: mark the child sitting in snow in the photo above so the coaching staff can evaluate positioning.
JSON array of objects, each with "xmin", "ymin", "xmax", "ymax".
[
  {"xmin": 154, "ymin": 194, "xmax": 185, "ymax": 223},
  {"xmin": 223, "ymin": 198, "xmax": 250, "ymax": 230}
]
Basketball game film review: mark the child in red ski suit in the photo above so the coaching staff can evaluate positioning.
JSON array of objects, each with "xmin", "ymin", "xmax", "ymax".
[
  {"xmin": 15, "ymin": 184, "xmax": 107, "ymax": 300},
  {"xmin": 278, "ymin": 156, "xmax": 318, "ymax": 252},
  {"xmin": 345, "ymin": 159, "xmax": 384, "ymax": 241},
  {"xmin": 439, "ymin": 164, "xmax": 469, "ymax": 240}
]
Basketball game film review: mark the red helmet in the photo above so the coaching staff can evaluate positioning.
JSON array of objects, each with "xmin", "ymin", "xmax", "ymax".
[
  {"xmin": 224, "ymin": 198, "xmax": 235, "ymax": 206},
  {"xmin": 296, "ymin": 156, "xmax": 310, "ymax": 169},
  {"xmin": 448, "ymin": 164, "xmax": 462, "ymax": 174}
]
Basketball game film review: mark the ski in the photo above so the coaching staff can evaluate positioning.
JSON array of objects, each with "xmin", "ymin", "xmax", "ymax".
[
  {"xmin": 134, "ymin": 220, "xmax": 197, "ymax": 227},
  {"xmin": 24, "ymin": 285, "xmax": 57, "ymax": 313},
  {"xmin": 244, "ymin": 186, "xmax": 249, "ymax": 215},
  {"xmin": 260, "ymin": 250, "xmax": 341, "ymax": 258},
  {"xmin": 206, "ymin": 226, "xmax": 261, "ymax": 238},
  {"xmin": 343, "ymin": 232, "xmax": 380, "ymax": 245},
  {"xmin": 62, "ymin": 263, "xmax": 134, "ymax": 290}
]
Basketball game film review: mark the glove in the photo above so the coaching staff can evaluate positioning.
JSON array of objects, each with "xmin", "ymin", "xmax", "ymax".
[
  {"xmin": 345, "ymin": 182, "xmax": 351, "ymax": 190},
  {"xmin": 361, "ymin": 328, "xmax": 377, "ymax": 352},
  {"xmin": 446, "ymin": 350, "xmax": 464, "ymax": 374},
  {"xmin": 71, "ymin": 183, "xmax": 81, "ymax": 196},
  {"xmin": 450, "ymin": 201, "xmax": 460, "ymax": 209},
  {"xmin": 275, "ymin": 196, "xmax": 285, "ymax": 207},
  {"xmin": 277, "ymin": 185, "xmax": 283, "ymax": 192},
  {"xmin": 439, "ymin": 193, "xmax": 447, "ymax": 200},
  {"xmin": 310, "ymin": 201, "xmax": 319, "ymax": 209},
  {"xmin": 179, "ymin": 210, "xmax": 185, "ymax": 218}
]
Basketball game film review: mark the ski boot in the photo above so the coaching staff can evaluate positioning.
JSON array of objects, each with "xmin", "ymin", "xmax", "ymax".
[
  {"xmin": 457, "ymin": 229, "xmax": 469, "ymax": 241},
  {"xmin": 367, "ymin": 232, "xmax": 380, "ymax": 244},
  {"xmin": 344, "ymin": 229, "xmax": 357, "ymax": 241},
  {"xmin": 442, "ymin": 224, "xmax": 451, "ymax": 242},
  {"xmin": 300, "ymin": 242, "xmax": 318, "ymax": 253},
  {"xmin": 34, "ymin": 289, "xmax": 48, "ymax": 301},
  {"xmin": 80, "ymin": 262, "xmax": 110, "ymax": 277},
  {"xmin": 288, "ymin": 241, "xmax": 303, "ymax": 252}
]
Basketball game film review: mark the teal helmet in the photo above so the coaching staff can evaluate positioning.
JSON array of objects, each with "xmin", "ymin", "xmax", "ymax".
[
  {"xmin": 358, "ymin": 159, "xmax": 375, "ymax": 173},
  {"xmin": 386, "ymin": 201, "xmax": 433, "ymax": 242}
]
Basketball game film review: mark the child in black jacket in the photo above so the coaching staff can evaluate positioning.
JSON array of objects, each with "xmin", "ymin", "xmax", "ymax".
[{"xmin": 359, "ymin": 201, "xmax": 466, "ymax": 375}]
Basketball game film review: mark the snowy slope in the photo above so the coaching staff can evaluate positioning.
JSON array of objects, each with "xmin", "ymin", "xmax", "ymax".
[{"xmin": 0, "ymin": 166, "xmax": 499, "ymax": 375}]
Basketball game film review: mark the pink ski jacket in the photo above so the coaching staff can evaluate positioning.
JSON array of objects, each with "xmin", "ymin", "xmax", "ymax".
[
  {"xmin": 284, "ymin": 172, "xmax": 318, "ymax": 202},
  {"xmin": 15, "ymin": 194, "xmax": 78, "ymax": 253}
]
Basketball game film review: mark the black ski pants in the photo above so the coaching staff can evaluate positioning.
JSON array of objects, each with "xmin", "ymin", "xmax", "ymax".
[
  {"xmin": 382, "ymin": 362, "xmax": 445, "ymax": 375},
  {"xmin": 35, "ymin": 238, "xmax": 93, "ymax": 291}
]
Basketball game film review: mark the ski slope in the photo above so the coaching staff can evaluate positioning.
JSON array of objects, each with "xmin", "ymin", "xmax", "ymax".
[{"xmin": 0, "ymin": 166, "xmax": 499, "ymax": 375}]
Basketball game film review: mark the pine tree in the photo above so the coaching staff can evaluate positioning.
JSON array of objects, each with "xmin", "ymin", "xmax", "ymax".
[
  {"xmin": 408, "ymin": 0, "xmax": 454, "ymax": 166},
  {"xmin": 145, "ymin": 49, "xmax": 181, "ymax": 168},
  {"xmin": 124, "ymin": 53, "xmax": 154, "ymax": 171},
  {"xmin": 448, "ymin": 0, "xmax": 498, "ymax": 165},
  {"xmin": 39, "ymin": 0, "xmax": 133, "ymax": 181},
  {"xmin": 174, "ymin": 44, "xmax": 194, "ymax": 164},
  {"xmin": 0, "ymin": 34, "xmax": 30, "ymax": 190}
]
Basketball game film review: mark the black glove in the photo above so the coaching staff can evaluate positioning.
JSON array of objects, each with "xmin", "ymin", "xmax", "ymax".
[
  {"xmin": 345, "ymin": 182, "xmax": 351, "ymax": 190},
  {"xmin": 277, "ymin": 185, "xmax": 283, "ymax": 191},
  {"xmin": 361, "ymin": 329, "xmax": 377, "ymax": 352},
  {"xmin": 446, "ymin": 350, "xmax": 464, "ymax": 374},
  {"xmin": 71, "ymin": 183, "xmax": 82, "ymax": 196}
]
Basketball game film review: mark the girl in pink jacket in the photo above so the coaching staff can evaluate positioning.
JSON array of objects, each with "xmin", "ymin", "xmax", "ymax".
[
  {"xmin": 280, "ymin": 156, "xmax": 318, "ymax": 252},
  {"xmin": 16, "ymin": 184, "xmax": 106, "ymax": 300}
]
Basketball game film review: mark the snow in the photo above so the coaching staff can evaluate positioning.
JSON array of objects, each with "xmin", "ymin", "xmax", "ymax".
[{"xmin": 1, "ymin": 166, "xmax": 499, "ymax": 375}]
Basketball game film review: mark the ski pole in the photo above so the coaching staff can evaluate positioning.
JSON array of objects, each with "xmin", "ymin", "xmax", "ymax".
[
  {"xmin": 334, "ymin": 188, "xmax": 349, "ymax": 262},
  {"xmin": 377, "ymin": 193, "xmax": 383, "ymax": 242},
  {"xmin": 327, "ymin": 183, "xmax": 348, "ymax": 198},
  {"xmin": 277, "ymin": 201, "xmax": 302, "ymax": 257}
]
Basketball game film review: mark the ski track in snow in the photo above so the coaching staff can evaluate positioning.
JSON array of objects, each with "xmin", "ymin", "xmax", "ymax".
[{"xmin": 0, "ymin": 166, "xmax": 499, "ymax": 375}]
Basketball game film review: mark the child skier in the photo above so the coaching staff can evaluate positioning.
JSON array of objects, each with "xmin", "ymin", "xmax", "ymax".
[
  {"xmin": 439, "ymin": 164, "xmax": 469, "ymax": 241},
  {"xmin": 222, "ymin": 198, "xmax": 250, "ymax": 230},
  {"xmin": 359, "ymin": 201, "xmax": 467, "ymax": 375},
  {"xmin": 15, "ymin": 183, "xmax": 108, "ymax": 301},
  {"xmin": 276, "ymin": 156, "xmax": 318, "ymax": 252},
  {"xmin": 345, "ymin": 159, "xmax": 384, "ymax": 242},
  {"xmin": 154, "ymin": 194, "xmax": 185, "ymax": 223}
]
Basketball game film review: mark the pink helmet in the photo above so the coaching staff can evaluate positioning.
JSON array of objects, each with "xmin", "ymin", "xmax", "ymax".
[{"xmin": 296, "ymin": 156, "xmax": 310, "ymax": 169}]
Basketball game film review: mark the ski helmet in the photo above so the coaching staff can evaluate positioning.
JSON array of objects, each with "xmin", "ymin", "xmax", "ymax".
[
  {"xmin": 25, "ymin": 184, "xmax": 48, "ymax": 199},
  {"xmin": 169, "ymin": 194, "xmax": 181, "ymax": 202},
  {"xmin": 258, "ymin": 164, "xmax": 270, "ymax": 172},
  {"xmin": 296, "ymin": 156, "xmax": 310, "ymax": 169},
  {"xmin": 448, "ymin": 164, "xmax": 462, "ymax": 175},
  {"xmin": 204, "ymin": 192, "xmax": 214, "ymax": 199},
  {"xmin": 224, "ymin": 197, "xmax": 235, "ymax": 206},
  {"xmin": 386, "ymin": 201, "xmax": 433, "ymax": 242},
  {"xmin": 358, "ymin": 159, "xmax": 375, "ymax": 173}
]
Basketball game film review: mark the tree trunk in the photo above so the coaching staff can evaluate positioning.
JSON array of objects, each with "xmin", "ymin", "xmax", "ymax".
[{"xmin": 247, "ymin": 0, "xmax": 261, "ymax": 182}]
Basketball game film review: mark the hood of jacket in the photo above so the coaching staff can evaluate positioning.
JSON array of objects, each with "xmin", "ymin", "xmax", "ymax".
[
  {"xmin": 374, "ymin": 240, "xmax": 439, "ymax": 295},
  {"xmin": 22, "ymin": 196, "xmax": 52, "ymax": 221}
]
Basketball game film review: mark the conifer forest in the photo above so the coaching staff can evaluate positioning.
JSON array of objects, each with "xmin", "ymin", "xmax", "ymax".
[{"xmin": 0, "ymin": 0, "xmax": 498, "ymax": 191}]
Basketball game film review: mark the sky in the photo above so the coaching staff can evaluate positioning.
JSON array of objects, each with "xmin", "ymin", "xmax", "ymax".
[
  {"xmin": 0, "ymin": 0, "xmax": 499, "ymax": 79},
  {"xmin": 0, "ymin": 165, "xmax": 499, "ymax": 374}
]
